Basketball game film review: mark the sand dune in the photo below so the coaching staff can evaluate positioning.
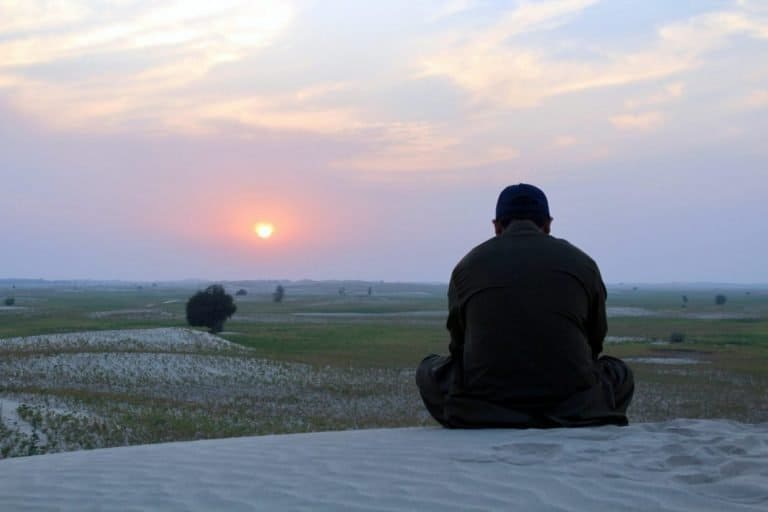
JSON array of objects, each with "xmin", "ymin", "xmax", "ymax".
[{"xmin": 0, "ymin": 419, "xmax": 765, "ymax": 511}]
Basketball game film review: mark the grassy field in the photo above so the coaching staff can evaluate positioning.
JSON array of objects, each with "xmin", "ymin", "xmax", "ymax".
[{"xmin": 1, "ymin": 280, "xmax": 766, "ymax": 458}]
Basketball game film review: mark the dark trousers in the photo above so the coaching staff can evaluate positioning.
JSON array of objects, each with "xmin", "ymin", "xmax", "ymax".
[{"xmin": 416, "ymin": 354, "xmax": 635, "ymax": 428}]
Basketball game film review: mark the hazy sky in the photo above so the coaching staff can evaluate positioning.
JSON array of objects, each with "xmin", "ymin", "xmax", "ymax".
[{"xmin": 2, "ymin": 0, "xmax": 766, "ymax": 283}]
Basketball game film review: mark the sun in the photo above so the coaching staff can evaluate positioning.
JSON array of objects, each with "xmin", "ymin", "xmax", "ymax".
[{"xmin": 254, "ymin": 223, "xmax": 274, "ymax": 239}]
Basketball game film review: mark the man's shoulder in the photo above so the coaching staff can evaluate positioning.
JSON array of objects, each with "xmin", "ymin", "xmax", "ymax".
[
  {"xmin": 549, "ymin": 236, "xmax": 599, "ymax": 265},
  {"xmin": 453, "ymin": 234, "xmax": 600, "ymax": 274},
  {"xmin": 453, "ymin": 236, "xmax": 498, "ymax": 269}
]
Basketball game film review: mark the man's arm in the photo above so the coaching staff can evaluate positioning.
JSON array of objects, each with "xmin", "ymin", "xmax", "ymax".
[
  {"xmin": 446, "ymin": 278, "xmax": 464, "ymax": 360},
  {"xmin": 586, "ymin": 272, "xmax": 607, "ymax": 359}
]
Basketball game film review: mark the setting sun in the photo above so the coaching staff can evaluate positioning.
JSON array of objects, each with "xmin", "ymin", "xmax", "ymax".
[{"xmin": 254, "ymin": 223, "xmax": 274, "ymax": 239}]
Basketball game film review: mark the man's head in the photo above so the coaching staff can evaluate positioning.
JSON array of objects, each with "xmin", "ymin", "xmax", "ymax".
[{"xmin": 493, "ymin": 183, "xmax": 552, "ymax": 235}]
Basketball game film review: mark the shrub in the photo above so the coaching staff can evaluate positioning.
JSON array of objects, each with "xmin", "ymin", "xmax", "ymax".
[
  {"xmin": 186, "ymin": 285, "xmax": 237, "ymax": 333},
  {"xmin": 273, "ymin": 285, "xmax": 285, "ymax": 303},
  {"xmin": 235, "ymin": 289, "xmax": 248, "ymax": 296},
  {"xmin": 3, "ymin": 297, "xmax": 14, "ymax": 306},
  {"xmin": 669, "ymin": 332, "xmax": 686, "ymax": 343},
  {"xmin": 715, "ymin": 294, "xmax": 727, "ymax": 306}
]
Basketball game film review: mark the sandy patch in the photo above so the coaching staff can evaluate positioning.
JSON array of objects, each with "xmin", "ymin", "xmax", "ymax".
[{"xmin": 0, "ymin": 419, "xmax": 765, "ymax": 511}]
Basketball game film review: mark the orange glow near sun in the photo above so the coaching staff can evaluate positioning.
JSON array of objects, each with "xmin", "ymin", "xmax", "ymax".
[{"xmin": 254, "ymin": 222, "xmax": 274, "ymax": 239}]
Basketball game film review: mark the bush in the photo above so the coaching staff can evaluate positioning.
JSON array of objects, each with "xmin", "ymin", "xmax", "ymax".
[
  {"xmin": 3, "ymin": 297, "xmax": 14, "ymax": 306},
  {"xmin": 235, "ymin": 289, "xmax": 248, "ymax": 296},
  {"xmin": 715, "ymin": 294, "xmax": 727, "ymax": 306},
  {"xmin": 186, "ymin": 285, "xmax": 236, "ymax": 333},
  {"xmin": 273, "ymin": 285, "xmax": 285, "ymax": 303},
  {"xmin": 669, "ymin": 332, "xmax": 686, "ymax": 343}
]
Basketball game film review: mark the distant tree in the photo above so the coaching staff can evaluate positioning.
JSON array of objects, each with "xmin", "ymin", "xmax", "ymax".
[
  {"xmin": 235, "ymin": 288, "xmax": 248, "ymax": 296},
  {"xmin": 669, "ymin": 332, "xmax": 686, "ymax": 343},
  {"xmin": 186, "ymin": 284, "xmax": 237, "ymax": 333},
  {"xmin": 367, "ymin": 286, "xmax": 372, "ymax": 296},
  {"xmin": 682, "ymin": 295, "xmax": 688, "ymax": 303},
  {"xmin": 338, "ymin": 287, "xmax": 346, "ymax": 296},
  {"xmin": 273, "ymin": 285, "xmax": 285, "ymax": 303},
  {"xmin": 3, "ymin": 297, "xmax": 14, "ymax": 306},
  {"xmin": 715, "ymin": 294, "xmax": 727, "ymax": 306}
]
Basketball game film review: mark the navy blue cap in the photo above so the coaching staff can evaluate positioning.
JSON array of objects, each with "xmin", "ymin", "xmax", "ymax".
[{"xmin": 495, "ymin": 183, "xmax": 551, "ymax": 222}]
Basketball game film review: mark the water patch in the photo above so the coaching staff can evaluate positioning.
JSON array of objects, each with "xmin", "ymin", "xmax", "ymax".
[
  {"xmin": 607, "ymin": 307, "xmax": 656, "ymax": 317},
  {"xmin": 293, "ymin": 311, "xmax": 445, "ymax": 318},
  {"xmin": 625, "ymin": 357, "xmax": 707, "ymax": 365}
]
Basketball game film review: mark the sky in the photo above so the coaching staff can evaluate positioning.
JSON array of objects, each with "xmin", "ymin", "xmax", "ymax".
[{"xmin": 1, "ymin": 0, "xmax": 766, "ymax": 283}]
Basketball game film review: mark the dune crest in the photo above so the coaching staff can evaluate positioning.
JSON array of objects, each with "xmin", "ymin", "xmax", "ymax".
[{"xmin": 0, "ymin": 419, "xmax": 766, "ymax": 511}]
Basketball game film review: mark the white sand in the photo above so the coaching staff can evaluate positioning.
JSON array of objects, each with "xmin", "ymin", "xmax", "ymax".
[{"xmin": 0, "ymin": 420, "xmax": 766, "ymax": 511}]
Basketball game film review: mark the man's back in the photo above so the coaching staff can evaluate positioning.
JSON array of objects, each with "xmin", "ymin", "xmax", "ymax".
[
  {"xmin": 449, "ymin": 220, "xmax": 606, "ymax": 407},
  {"xmin": 416, "ymin": 183, "xmax": 633, "ymax": 428}
]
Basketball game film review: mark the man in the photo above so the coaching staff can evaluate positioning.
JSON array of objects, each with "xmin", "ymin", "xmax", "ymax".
[{"xmin": 416, "ymin": 184, "xmax": 634, "ymax": 428}]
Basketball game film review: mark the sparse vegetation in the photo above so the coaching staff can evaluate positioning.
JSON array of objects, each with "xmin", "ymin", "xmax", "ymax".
[{"xmin": 0, "ymin": 281, "xmax": 766, "ymax": 459}]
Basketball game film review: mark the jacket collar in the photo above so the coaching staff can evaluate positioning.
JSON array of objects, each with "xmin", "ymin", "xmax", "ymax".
[{"xmin": 502, "ymin": 219, "xmax": 545, "ymax": 236}]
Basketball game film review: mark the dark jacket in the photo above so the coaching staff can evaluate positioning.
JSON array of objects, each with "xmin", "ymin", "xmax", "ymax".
[{"xmin": 446, "ymin": 220, "xmax": 607, "ymax": 414}]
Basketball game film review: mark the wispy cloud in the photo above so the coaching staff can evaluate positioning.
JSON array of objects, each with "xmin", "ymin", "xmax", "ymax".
[
  {"xmin": 429, "ymin": 0, "xmax": 477, "ymax": 21},
  {"xmin": 419, "ymin": 3, "xmax": 768, "ymax": 109},
  {"xmin": 625, "ymin": 83, "xmax": 685, "ymax": 110},
  {"xmin": 0, "ymin": 1, "xmax": 295, "ymax": 129},
  {"xmin": 1, "ymin": 0, "xmax": 767, "ymax": 178},
  {"xmin": 610, "ymin": 111, "xmax": 664, "ymax": 131},
  {"xmin": 332, "ymin": 122, "xmax": 519, "ymax": 174},
  {"xmin": 554, "ymin": 135, "xmax": 578, "ymax": 147},
  {"xmin": 739, "ymin": 89, "xmax": 768, "ymax": 109},
  {"xmin": 0, "ymin": 0, "xmax": 88, "ymax": 33}
]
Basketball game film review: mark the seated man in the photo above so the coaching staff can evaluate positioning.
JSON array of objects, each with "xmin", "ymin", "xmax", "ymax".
[{"xmin": 417, "ymin": 184, "xmax": 634, "ymax": 428}]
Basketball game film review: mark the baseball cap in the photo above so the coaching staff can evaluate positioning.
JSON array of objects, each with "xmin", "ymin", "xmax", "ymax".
[{"xmin": 495, "ymin": 183, "xmax": 551, "ymax": 222}]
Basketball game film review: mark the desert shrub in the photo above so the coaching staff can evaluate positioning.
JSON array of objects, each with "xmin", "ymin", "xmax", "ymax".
[
  {"xmin": 669, "ymin": 332, "xmax": 686, "ymax": 343},
  {"xmin": 273, "ymin": 285, "xmax": 285, "ymax": 303},
  {"xmin": 186, "ymin": 285, "xmax": 237, "ymax": 333}
]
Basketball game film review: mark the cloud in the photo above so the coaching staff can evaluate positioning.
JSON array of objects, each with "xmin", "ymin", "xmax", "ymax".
[
  {"xmin": 610, "ymin": 111, "xmax": 664, "ymax": 131},
  {"xmin": 554, "ymin": 135, "xmax": 578, "ymax": 147},
  {"xmin": 331, "ymin": 122, "xmax": 519, "ymax": 174},
  {"xmin": 624, "ymin": 82, "xmax": 684, "ymax": 109},
  {"xmin": 430, "ymin": 0, "xmax": 477, "ymax": 21},
  {"xmin": 419, "ymin": 4, "xmax": 768, "ymax": 109},
  {"xmin": 0, "ymin": 1, "xmax": 296, "ymax": 130},
  {"xmin": 0, "ymin": 0, "xmax": 88, "ymax": 33},
  {"xmin": 739, "ymin": 89, "xmax": 768, "ymax": 109},
  {"xmin": 0, "ymin": 1, "xmax": 294, "ymax": 68}
]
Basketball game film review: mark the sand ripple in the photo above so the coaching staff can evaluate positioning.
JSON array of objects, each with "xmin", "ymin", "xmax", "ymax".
[{"xmin": 0, "ymin": 419, "xmax": 765, "ymax": 511}]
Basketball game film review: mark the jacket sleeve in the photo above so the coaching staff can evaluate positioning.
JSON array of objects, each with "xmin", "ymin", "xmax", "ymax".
[
  {"xmin": 586, "ymin": 269, "xmax": 607, "ymax": 359},
  {"xmin": 446, "ymin": 278, "xmax": 465, "ymax": 359}
]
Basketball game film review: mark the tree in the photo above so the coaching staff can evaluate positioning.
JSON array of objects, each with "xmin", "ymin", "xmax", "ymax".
[
  {"xmin": 273, "ymin": 285, "xmax": 285, "ymax": 303},
  {"xmin": 3, "ymin": 297, "xmax": 14, "ymax": 306},
  {"xmin": 669, "ymin": 332, "xmax": 686, "ymax": 343},
  {"xmin": 715, "ymin": 294, "xmax": 727, "ymax": 306},
  {"xmin": 235, "ymin": 288, "xmax": 248, "ymax": 296},
  {"xmin": 186, "ymin": 284, "xmax": 237, "ymax": 333}
]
